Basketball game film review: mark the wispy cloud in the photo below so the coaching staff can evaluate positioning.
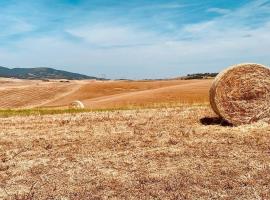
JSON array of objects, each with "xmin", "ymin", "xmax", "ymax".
[
  {"xmin": 0, "ymin": 0, "xmax": 269, "ymax": 79},
  {"xmin": 66, "ymin": 25, "xmax": 162, "ymax": 48},
  {"xmin": 207, "ymin": 7, "xmax": 230, "ymax": 15}
]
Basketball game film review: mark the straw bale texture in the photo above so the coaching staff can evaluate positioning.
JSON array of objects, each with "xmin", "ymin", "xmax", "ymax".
[
  {"xmin": 69, "ymin": 100, "xmax": 85, "ymax": 109},
  {"xmin": 210, "ymin": 63, "xmax": 270, "ymax": 125}
]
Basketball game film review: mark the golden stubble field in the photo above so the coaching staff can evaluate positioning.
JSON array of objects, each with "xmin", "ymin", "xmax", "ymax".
[
  {"xmin": 0, "ymin": 78, "xmax": 269, "ymax": 199},
  {"xmin": 0, "ymin": 78, "xmax": 211, "ymax": 109},
  {"xmin": 0, "ymin": 106, "xmax": 269, "ymax": 199}
]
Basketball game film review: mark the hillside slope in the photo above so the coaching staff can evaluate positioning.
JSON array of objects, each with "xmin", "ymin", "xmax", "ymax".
[
  {"xmin": 0, "ymin": 66, "xmax": 97, "ymax": 80},
  {"xmin": 0, "ymin": 79, "xmax": 212, "ymax": 109},
  {"xmin": 82, "ymin": 80, "xmax": 211, "ymax": 109},
  {"xmin": 0, "ymin": 81, "xmax": 80, "ymax": 109},
  {"xmin": 45, "ymin": 79, "xmax": 212, "ymax": 109}
]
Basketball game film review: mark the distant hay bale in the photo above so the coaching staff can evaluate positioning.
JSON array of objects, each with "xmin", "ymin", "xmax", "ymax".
[
  {"xmin": 210, "ymin": 63, "xmax": 270, "ymax": 125},
  {"xmin": 69, "ymin": 100, "xmax": 85, "ymax": 109}
]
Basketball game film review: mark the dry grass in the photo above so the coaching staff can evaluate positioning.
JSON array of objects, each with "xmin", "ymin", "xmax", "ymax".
[
  {"xmin": 210, "ymin": 63, "xmax": 270, "ymax": 125},
  {"xmin": 47, "ymin": 79, "xmax": 209, "ymax": 107},
  {"xmin": 0, "ymin": 78, "xmax": 211, "ymax": 109},
  {"xmin": 0, "ymin": 77, "xmax": 269, "ymax": 199},
  {"xmin": 0, "ymin": 81, "xmax": 79, "ymax": 109},
  {"xmin": 81, "ymin": 80, "xmax": 210, "ymax": 109},
  {"xmin": 0, "ymin": 105, "xmax": 269, "ymax": 199}
]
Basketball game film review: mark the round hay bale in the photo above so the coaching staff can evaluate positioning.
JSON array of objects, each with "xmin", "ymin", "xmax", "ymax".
[
  {"xmin": 209, "ymin": 63, "xmax": 270, "ymax": 125},
  {"xmin": 69, "ymin": 100, "xmax": 85, "ymax": 109}
]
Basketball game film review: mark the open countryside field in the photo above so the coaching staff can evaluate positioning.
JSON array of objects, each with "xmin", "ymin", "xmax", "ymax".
[
  {"xmin": 0, "ymin": 106, "xmax": 269, "ymax": 199},
  {"xmin": 0, "ymin": 78, "xmax": 211, "ymax": 110},
  {"xmin": 1, "ymin": 0, "xmax": 269, "ymax": 199},
  {"xmin": 0, "ymin": 78, "xmax": 269, "ymax": 199}
]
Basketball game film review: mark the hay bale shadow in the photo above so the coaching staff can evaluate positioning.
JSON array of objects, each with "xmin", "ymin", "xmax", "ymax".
[{"xmin": 200, "ymin": 117, "xmax": 233, "ymax": 127}]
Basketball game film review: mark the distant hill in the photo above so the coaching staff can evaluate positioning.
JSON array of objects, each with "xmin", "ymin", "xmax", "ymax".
[
  {"xmin": 0, "ymin": 66, "xmax": 100, "ymax": 80},
  {"xmin": 177, "ymin": 73, "xmax": 218, "ymax": 80}
]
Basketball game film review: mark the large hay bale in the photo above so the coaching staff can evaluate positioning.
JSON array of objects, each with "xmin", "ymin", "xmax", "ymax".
[
  {"xmin": 210, "ymin": 63, "xmax": 270, "ymax": 125},
  {"xmin": 69, "ymin": 100, "xmax": 85, "ymax": 109}
]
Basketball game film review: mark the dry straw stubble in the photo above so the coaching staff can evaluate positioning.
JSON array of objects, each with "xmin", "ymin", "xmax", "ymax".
[{"xmin": 210, "ymin": 63, "xmax": 270, "ymax": 125}]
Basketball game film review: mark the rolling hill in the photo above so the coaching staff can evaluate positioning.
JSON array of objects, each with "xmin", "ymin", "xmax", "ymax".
[
  {"xmin": 0, "ymin": 79, "xmax": 212, "ymax": 109},
  {"xmin": 0, "ymin": 66, "xmax": 98, "ymax": 80}
]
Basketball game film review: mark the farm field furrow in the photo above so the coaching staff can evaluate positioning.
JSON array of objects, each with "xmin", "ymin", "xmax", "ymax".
[
  {"xmin": 48, "ymin": 80, "xmax": 212, "ymax": 106},
  {"xmin": 0, "ymin": 83, "xmax": 77, "ymax": 109},
  {"xmin": 83, "ymin": 80, "xmax": 211, "ymax": 109},
  {"xmin": 0, "ymin": 79, "xmax": 212, "ymax": 109}
]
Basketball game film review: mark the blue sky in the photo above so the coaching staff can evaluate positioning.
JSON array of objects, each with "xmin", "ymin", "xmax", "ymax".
[{"xmin": 0, "ymin": 0, "xmax": 269, "ymax": 79}]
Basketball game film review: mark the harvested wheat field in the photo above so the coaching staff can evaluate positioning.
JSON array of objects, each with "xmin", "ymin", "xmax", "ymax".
[
  {"xmin": 0, "ymin": 106, "xmax": 269, "ymax": 199},
  {"xmin": 0, "ymin": 78, "xmax": 211, "ymax": 109},
  {"xmin": 46, "ymin": 79, "xmax": 211, "ymax": 109},
  {"xmin": 0, "ymin": 78, "xmax": 81, "ymax": 109}
]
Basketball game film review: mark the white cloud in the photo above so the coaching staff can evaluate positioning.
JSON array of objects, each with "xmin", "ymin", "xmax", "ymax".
[
  {"xmin": 180, "ymin": 0, "xmax": 270, "ymax": 40},
  {"xmin": 138, "ymin": 3, "xmax": 188, "ymax": 10},
  {"xmin": 0, "ymin": 0, "xmax": 269, "ymax": 79},
  {"xmin": 66, "ymin": 25, "xmax": 164, "ymax": 47},
  {"xmin": 207, "ymin": 8, "xmax": 230, "ymax": 15},
  {"xmin": 0, "ymin": 17, "xmax": 34, "ymax": 37}
]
